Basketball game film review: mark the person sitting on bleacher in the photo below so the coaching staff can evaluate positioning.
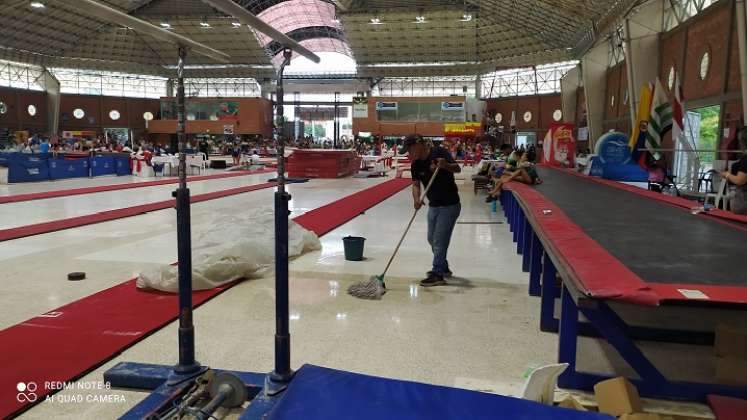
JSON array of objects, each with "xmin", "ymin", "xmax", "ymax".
[{"xmin": 485, "ymin": 150, "xmax": 542, "ymax": 202}]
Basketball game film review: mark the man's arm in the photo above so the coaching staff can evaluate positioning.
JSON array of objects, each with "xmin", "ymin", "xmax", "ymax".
[
  {"xmin": 412, "ymin": 180, "xmax": 423, "ymax": 209},
  {"xmin": 435, "ymin": 157, "xmax": 461, "ymax": 173}
]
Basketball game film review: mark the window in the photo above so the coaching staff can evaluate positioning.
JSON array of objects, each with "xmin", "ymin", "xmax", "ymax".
[
  {"xmin": 523, "ymin": 111, "xmax": 532, "ymax": 123},
  {"xmin": 516, "ymin": 132, "xmax": 537, "ymax": 148},
  {"xmin": 610, "ymin": 95, "xmax": 615, "ymax": 109},
  {"xmin": 668, "ymin": 66, "xmax": 675, "ymax": 90},
  {"xmin": 109, "ymin": 110, "xmax": 120, "ymax": 120},
  {"xmin": 553, "ymin": 109, "xmax": 562, "ymax": 122},
  {"xmin": 674, "ymin": 105, "xmax": 720, "ymax": 191},
  {"xmin": 0, "ymin": 101, "xmax": 6, "ymax": 114},
  {"xmin": 699, "ymin": 51, "xmax": 710, "ymax": 80},
  {"xmin": 27, "ymin": 104, "xmax": 36, "ymax": 116},
  {"xmin": 494, "ymin": 113, "xmax": 502, "ymax": 123},
  {"xmin": 73, "ymin": 108, "xmax": 85, "ymax": 119}
]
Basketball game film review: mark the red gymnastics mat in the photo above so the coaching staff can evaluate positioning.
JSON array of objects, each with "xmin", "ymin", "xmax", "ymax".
[
  {"xmin": 0, "ymin": 182, "xmax": 277, "ymax": 242},
  {"xmin": 0, "ymin": 168, "xmax": 274, "ymax": 204},
  {"xmin": 0, "ymin": 177, "xmax": 411, "ymax": 418},
  {"xmin": 294, "ymin": 177, "xmax": 411, "ymax": 236}
]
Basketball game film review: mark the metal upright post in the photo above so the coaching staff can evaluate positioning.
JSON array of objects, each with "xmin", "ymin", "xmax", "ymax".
[
  {"xmin": 268, "ymin": 48, "xmax": 294, "ymax": 393},
  {"xmin": 172, "ymin": 46, "xmax": 202, "ymax": 379}
]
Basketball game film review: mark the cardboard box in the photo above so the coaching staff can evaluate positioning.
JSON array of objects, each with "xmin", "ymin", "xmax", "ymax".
[
  {"xmin": 594, "ymin": 377, "xmax": 643, "ymax": 416},
  {"xmin": 714, "ymin": 324, "xmax": 747, "ymax": 358},
  {"xmin": 715, "ymin": 356, "xmax": 747, "ymax": 386},
  {"xmin": 557, "ymin": 395, "xmax": 588, "ymax": 411}
]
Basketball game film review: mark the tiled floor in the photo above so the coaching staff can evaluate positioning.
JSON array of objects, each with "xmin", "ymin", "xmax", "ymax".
[{"xmin": 0, "ymin": 169, "xmax": 724, "ymax": 419}]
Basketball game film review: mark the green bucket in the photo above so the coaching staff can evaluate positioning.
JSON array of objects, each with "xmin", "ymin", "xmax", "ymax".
[{"xmin": 343, "ymin": 236, "xmax": 366, "ymax": 261}]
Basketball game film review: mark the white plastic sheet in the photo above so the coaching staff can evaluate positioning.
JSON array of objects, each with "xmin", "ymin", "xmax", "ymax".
[{"xmin": 137, "ymin": 206, "xmax": 321, "ymax": 292}]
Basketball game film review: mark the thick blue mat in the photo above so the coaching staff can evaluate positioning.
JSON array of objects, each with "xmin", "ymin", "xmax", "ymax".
[{"xmin": 266, "ymin": 365, "xmax": 612, "ymax": 420}]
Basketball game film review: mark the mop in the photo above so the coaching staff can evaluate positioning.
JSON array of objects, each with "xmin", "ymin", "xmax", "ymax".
[{"xmin": 347, "ymin": 166, "xmax": 441, "ymax": 300}]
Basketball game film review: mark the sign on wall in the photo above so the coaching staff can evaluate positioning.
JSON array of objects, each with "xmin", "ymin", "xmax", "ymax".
[
  {"xmin": 441, "ymin": 101, "xmax": 465, "ymax": 111},
  {"xmin": 223, "ymin": 124, "xmax": 234, "ymax": 135},
  {"xmin": 375, "ymin": 101, "xmax": 398, "ymax": 111},
  {"xmin": 353, "ymin": 97, "xmax": 368, "ymax": 118}
]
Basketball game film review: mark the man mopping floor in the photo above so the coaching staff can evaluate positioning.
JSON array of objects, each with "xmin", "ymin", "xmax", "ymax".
[{"xmin": 404, "ymin": 135, "xmax": 462, "ymax": 287}]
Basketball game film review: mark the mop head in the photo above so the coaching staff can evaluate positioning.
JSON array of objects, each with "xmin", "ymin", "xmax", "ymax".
[{"xmin": 347, "ymin": 275, "xmax": 386, "ymax": 300}]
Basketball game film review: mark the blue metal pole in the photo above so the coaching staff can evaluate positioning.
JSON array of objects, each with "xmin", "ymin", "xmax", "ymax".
[
  {"xmin": 172, "ymin": 46, "xmax": 200, "ymax": 377},
  {"xmin": 268, "ymin": 48, "xmax": 294, "ymax": 390},
  {"xmin": 557, "ymin": 285, "xmax": 579, "ymax": 389},
  {"xmin": 539, "ymin": 252, "xmax": 558, "ymax": 331},
  {"xmin": 528, "ymin": 231, "xmax": 542, "ymax": 296}
]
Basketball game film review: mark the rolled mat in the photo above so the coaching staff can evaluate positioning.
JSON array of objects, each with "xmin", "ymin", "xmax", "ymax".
[{"xmin": 0, "ymin": 177, "xmax": 411, "ymax": 418}]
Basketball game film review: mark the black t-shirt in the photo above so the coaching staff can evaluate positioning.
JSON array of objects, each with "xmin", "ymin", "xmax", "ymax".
[
  {"xmin": 731, "ymin": 155, "xmax": 747, "ymax": 190},
  {"xmin": 731, "ymin": 155, "xmax": 747, "ymax": 175},
  {"xmin": 411, "ymin": 146, "xmax": 460, "ymax": 207}
]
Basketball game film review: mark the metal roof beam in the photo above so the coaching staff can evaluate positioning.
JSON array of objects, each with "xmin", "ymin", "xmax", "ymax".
[
  {"xmin": 201, "ymin": 0, "xmax": 321, "ymax": 63},
  {"xmin": 58, "ymin": 0, "xmax": 231, "ymax": 63}
]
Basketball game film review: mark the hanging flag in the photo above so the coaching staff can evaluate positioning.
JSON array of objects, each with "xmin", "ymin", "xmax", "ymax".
[
  {"xmin": 645, "ymin": 78, "xmax": 673, "ymax": 161},
  {"xmin": 629, "ymin": 83, "xmax": 653, "ymax": 165},
  {"xmin": 509, "ymin": 110, "xmax": 516, "ymax": 133}
]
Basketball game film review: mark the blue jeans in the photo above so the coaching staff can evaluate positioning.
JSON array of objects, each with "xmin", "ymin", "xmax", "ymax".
[{"xmin": 427, "ymin": 203, "xmax": 461, "ymax": 276}]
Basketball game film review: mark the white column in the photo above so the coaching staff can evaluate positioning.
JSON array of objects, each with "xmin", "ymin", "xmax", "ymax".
[{"xmin": 40, "ymin": 69, "xmax": 60, "ymax": 135}]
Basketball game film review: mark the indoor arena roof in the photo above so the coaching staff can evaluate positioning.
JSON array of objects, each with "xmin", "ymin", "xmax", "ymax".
[{"xmin": 0, "ymin": 0, "xmax": 637, "ymax": 79}]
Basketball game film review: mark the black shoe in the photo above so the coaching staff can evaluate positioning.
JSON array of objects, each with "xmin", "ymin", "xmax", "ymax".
[
  {"xmin": 428, "ymin": 269, "xmax": 453, "ymax": 278},
  {"xmin": 420, "ymin": 274, "xmax": 446, "ymax": 287}
]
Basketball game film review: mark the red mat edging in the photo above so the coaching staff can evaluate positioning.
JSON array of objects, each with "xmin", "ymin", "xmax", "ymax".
[
  {"xmin": 0, "ymin": 177, "xmax": 411, "ymax": 418},
  {"xmin": 506, "ymin": 182, "xmax": 659, "ymax": 306},
  {"xmin": 0, "ymin": 182, "xmax": 278, "ymax": 242},
  {"xmin": 508, "ymin": 181, "xmax": 747, "ymax": 306},
  {"xmin": 549, "ymin": 166, "xmax": 747, "ymax": 226},
  {"xmin": 0, "ymin": 168, "xmax": 275, "ymax": 204},
  {"xmin": 294, "ymin": 178, "xmax": 411, "ymax": 236}
]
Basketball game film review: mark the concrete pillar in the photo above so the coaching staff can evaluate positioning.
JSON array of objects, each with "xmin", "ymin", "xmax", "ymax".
[
  {"xmin": 560, "ymin": 66, "xmax": 581, "ymax": 124},
  {"xmin": 624, "ymin": 0, "xmax": 663, "ymax": 125},
  {"xmin": 736, "ymin": 0, "xmax": 747, "ymax": 121},
  {"xmin": 40, "ymin": 69, "xmax": 60, "ymax": 136},
  {"xmin": 166, "ymin": 79, "xmax": 175, "ymax": 97},
  {"xmin": 474, "ymin": 74, "xmax": 482, "ymax": 99},
  {"xmin": 581, "ymin": 41, "xmax": 608, "ymax": 149}
]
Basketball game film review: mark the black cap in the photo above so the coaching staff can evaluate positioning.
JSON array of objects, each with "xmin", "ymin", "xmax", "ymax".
[{"xmin": 399, "ymin": 134, "xmax": 425, "ymax": 154}]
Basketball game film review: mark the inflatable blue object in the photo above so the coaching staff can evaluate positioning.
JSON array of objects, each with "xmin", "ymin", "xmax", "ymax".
[
  {"xmin": 49, "ymin": 158, "xmax": 90, "ymax": 180},
  {"xmin": 593, "ymin": 132, "xmax": 648, "ymax": 182}
]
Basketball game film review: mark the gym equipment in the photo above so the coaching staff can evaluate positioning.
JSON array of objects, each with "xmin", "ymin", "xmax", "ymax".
[{"xmin": 500, "ymin": 166, "xmax": 747, "ymax": 401}]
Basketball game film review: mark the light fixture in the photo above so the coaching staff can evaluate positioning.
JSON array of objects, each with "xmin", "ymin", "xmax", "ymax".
[
  {"xmin": 200, "ymin": 21, "xmax": 211, "ymax": 27},
  {"xmin": 370, "ymin": 17, "xmax": 382, "ymax": 25},
  {"xmin": 415, "ymin": 15, "xmax": 426, "ymax": 23},
  {"xmin": 29, "ymin": 1, "xmax": 45, "ymax": 8},
  {"xmin": 159, "ymin": 22, "xmax": 171, "ymax": 28},
  {"xmin": 460, "ymin": 13, "xmax": 472, "ymax": 22},
  {"xmin": 231, "ymin": 22, "xmax": 241, "ymax": 27}
]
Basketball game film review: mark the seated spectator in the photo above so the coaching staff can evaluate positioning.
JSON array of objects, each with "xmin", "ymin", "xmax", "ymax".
[
  {"xmin": 723, "ymin": 127, "xmax": 747, "ymax": 214},
  {"xmin": 485, "ymin": 150, "xmax": 542, "ymax": 202}
]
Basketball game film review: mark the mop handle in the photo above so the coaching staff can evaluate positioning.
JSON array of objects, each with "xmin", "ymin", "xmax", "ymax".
[{"xmin": 381, "ymin": 166, "xmax": 442, "ymax": 277}]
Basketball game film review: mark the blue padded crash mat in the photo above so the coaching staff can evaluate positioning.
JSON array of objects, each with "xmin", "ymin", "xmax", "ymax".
[{"xmin": 266, "ymin": 365, "xmax": 612, "ymax": 420}]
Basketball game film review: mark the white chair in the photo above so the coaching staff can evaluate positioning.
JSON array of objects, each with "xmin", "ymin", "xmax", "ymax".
[{"xmin": 186, "ymin": 155, "xmax": 204, "ymax": 175}]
